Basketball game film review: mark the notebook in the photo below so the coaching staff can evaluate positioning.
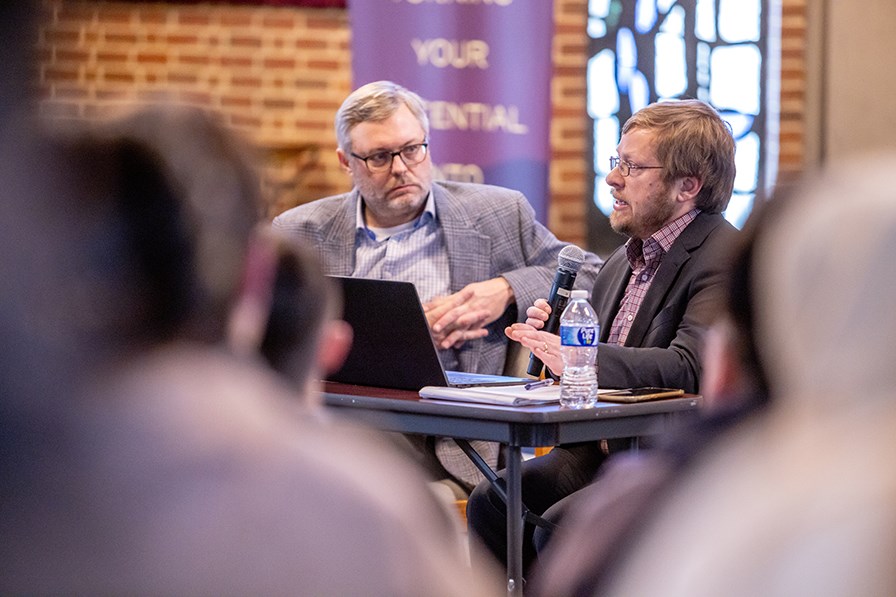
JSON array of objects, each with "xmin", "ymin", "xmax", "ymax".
[{"xmin": 326, "ymin": 276, "xmax": 532, "ymax": 391}]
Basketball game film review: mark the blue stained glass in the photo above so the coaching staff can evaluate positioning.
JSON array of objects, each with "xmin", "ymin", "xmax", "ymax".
[
  {"xmin": 710, "ymin": 45, "xmax": 761, "ymax": 114},
  {"xmin": 636, "ymin": 0, "xmax": 657, "ymax": 33},
  {"xmin": 660, "ymin": 4, "xmax": 685, "ymax": 34},
  {"xmin": 696, "ymin": 42, "xmax": 711, "ymax": 87},
  {"xmin": 616, "ymin": 28, "xmax": 638, "ymax": 94},
  {"xmin": 720, "ymin": 111, "xmax": 755, "ymax": 139},
  {"xmin": 594, "ymin": 116, "xmax": 620, "ymax": 174},
  {"xmin": 589, "ymin": 0, "xmax": 611, "ymax": 18},
  {"xmin": 734, "ymin": 132, "xmax": 760, "ymax": 193},
  {"xmin": 720, "ymin": 0, "xmax": 761, "ymax": 42},
  {"xmin": 589, "ymin": 17, "xmax": 608, "ymax": 38},
  {"xmin": 594, "ymin": 116, "xmax": 621, "ymax": 216},
  {"xmin": 628, "ymin": 70, "xmax": 651, "ymax": 113},
  {"xmin": 587, "ymin": 49, "xmax": 620, "ymax": 118},
  {"xmin": 725, "ymin": 193, "xmax": 755, "ymax": 229},
  {"xmin": 695, "ymin": 0, "xmax": 717, "ymax": 42},
  {"xmin": 655, "ymin": 32, "xmax": 687, "ymax": 98},
  {"xmin": 595, "ymin": 176, "xmax": 617, "ymax": 215},
  {"xmin": 657, "ymin": 0, "xmax": 677, "ymax": 13}
]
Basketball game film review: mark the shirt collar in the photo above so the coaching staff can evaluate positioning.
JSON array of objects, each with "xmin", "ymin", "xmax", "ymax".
[
  {"xmin": 355, "ymin": 191, "xmax": 436, "ymax": 240},
  {"xmin": 625, "ymin": 208, "xmax": 701, "ymax": 269}
]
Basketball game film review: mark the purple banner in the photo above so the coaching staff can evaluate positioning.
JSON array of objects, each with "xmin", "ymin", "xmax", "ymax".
[{"xmin": 349, "ymin": 0, "xmax": 555, "ymax": 223}]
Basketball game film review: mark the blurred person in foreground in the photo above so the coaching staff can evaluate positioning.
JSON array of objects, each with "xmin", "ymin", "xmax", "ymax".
[
  {"xmin": 467, "ymin": 98, "xmax": 739, "ymax": 574},
  {"xmin": 273, "ymin": 80, "xmax": 602, "ymax": 493},
  {"xmin": 0, "ymin": 106, "xmax": 498, "ymax": 596},
  {"xmin": 559, "ymin": 155, "xmax": 896, "ymax": 597}
]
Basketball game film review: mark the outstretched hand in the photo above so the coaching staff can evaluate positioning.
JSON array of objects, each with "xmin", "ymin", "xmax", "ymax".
[
  {"xmin": 504, "ymin": 323, "xmax": 564, "ymax": 376},
  {"xmin": 505, "ymin": 298, "xmax": 564, "ymax": 375}
]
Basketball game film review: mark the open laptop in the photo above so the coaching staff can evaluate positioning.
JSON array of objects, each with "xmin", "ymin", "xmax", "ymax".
[{"xmin": 326, "ymin": 276, "xmax": 532, "ymax": 391}]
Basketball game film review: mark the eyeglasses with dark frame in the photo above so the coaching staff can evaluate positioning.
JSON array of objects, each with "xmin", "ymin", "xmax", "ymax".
[
  {"xmin": 609, "ymin": 156, "xmax": 663, "ymax": 177},
  {"xmin": 350, "ymin": 141, "xmax": 429, "ymax": 172}
]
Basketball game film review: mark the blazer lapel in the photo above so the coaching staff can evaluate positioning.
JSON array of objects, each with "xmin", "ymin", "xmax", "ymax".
[
  {"xmin": 433, "ymin": 186, "xmax": 492, "ymax": 292},
  {"xmin": 593, "ymin": 247, "xmax": 631, "ymax": 343},
  {"xmin": 624, "ymin": 213, "xmax": 716, "ymax": 346},
  {"xmin": 320, "ymin": 191, "xmax": 361, "ymax": 276},
  {"xmin": 431, "ymin": 185, "xmax": 492, "ymax": 371}
]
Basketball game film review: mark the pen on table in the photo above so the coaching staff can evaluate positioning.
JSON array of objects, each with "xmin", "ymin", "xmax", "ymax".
[{"xmin": 524, "ymin": 378, "xmax": 555, "ymax": 391}]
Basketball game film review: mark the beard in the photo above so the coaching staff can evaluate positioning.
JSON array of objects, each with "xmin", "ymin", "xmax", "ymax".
[{"xmin": 610, "ymin": 179, "xmax": 676, "ymax": 239}]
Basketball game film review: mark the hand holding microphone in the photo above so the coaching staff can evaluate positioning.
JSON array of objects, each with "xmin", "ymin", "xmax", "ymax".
[{"xmin": 526, "ymin": 244, "xmax": 585, "ymax": 377}]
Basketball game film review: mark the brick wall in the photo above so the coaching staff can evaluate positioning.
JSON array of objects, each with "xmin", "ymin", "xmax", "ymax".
[{"xmin": 36, "ymin": 0, "xmax": 807, "ymax": 245}]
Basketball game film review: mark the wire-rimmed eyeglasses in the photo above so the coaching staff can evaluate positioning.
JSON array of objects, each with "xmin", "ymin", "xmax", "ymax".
[
  {"xmin": 609, "ymin": 156, "xmax": 663, "ymax": 177},
  {"xmin": 351, "ymin": 142, "xmax": 429, "ymax": 172}
]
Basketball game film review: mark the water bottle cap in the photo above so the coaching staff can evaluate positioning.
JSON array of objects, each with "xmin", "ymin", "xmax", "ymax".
[{"xmin": 570, "ymin": 289, "xmax": 589, "ymax": 300}]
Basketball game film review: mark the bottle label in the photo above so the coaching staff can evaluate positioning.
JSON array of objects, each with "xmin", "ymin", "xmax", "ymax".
[{"xmin": 560, "ymin": 325, "xmax": 598, "ymax": 346}]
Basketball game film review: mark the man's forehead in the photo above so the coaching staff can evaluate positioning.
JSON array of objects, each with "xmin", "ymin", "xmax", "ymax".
[
  {"xmin": 349, "ymin": 108, "xmax": 424, "ymax": 151},
  {"xmin": 617, "ymin": 127, "xmax": 657, "ymax": 157}
]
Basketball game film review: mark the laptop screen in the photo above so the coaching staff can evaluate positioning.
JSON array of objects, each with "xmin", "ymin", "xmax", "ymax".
[{"xmin": 326, "ymin": 276, "xmax": 530, "ymax": 390}]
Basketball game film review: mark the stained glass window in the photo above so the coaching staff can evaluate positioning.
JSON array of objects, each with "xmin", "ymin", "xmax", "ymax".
[{"xmin": 586, "ymin": 0, "xmax": 780, "ymax": 256}]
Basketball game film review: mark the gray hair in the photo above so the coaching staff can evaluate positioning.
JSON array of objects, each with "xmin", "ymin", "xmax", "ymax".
[{"xmin": 335, "ymin": 81, "xmax": 429, "ymax": 153}]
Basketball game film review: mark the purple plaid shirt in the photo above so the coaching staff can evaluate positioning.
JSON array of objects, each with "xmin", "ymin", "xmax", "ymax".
[{"xmin": 606, "ymin": 209, "xmax": 700, "ymax": 346}]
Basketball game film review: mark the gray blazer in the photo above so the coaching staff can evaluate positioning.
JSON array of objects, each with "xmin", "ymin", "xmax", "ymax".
[{"xmin": 273, "ymin": 180, "xmax": 603, "ymax": 376}]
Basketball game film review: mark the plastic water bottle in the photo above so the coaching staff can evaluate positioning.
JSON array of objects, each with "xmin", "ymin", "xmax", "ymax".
[{"xmin": 559, "ymin": 289, "xmax": 599, "ymax": 408}]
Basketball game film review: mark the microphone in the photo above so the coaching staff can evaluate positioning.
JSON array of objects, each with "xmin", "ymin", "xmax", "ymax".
[{"xmin": 527, "ymin": 244, "xmax": 585, "ymax": 377}]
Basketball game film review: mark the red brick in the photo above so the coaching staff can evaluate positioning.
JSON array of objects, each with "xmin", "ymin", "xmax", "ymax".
[
  {"xmin": 263, "ymin": 57, "xmax": 296, "ymax": 69},
  {"xmin": 307, "ymin": 59, "xmax": 339, "ymax": 70},
  {"xmin": 105, "ymin": 32, "xmax": 137, "ymax": 44},
  {"xmin": 179, "ymin": 54, "xmax": 211, "ymax": 66},
  {"xmin": 57, "ymin": 4, "xmax": 96, "ymax": 21},
  {"xmin": 139, "ymin": 7, "xmax": 169, "ymax": 25},
  {"xmin": 96, "ymin": 8, "xmax": 132, "ymax": 24},
  {"xmin": 263, "ymin": 98, "xmax": 295, "ymax": 110},
  {"xmin": 232, "ymin": 36, "xmax": 263, "ymax": 47},
  {"xmin": 221, "ymin": 14, "xmax": 253, "ymax": 27},
  {"xmin": 97, "ymin": 51, "xmax": 128, "ymax": 63},
  {"xmin": 178, "ymin": 13, "xmax": 210, "ymax": 26},
  {"xmin": 222, "ymin": 56, "xmax": 252, "ymax": 67},
  {"xmin": 55, "ymin": 49, "xmax": 90, "ymax": 62},
  {"xmin": 169, "ymin": 72, "xmax": 199, "ymax": 85},
  {"xmin": 296, "ymin": 39, "xmax": 326, "ymax": 50},
  {"xmin": 262, "ymin": 15, "xmax": 295, "ymax": 29},
  {"xmin": 43, "ymin": 29, "xmax": 80, "ymax": 44},
  {"xmin": 222, "ymin": 95, "xmax": 252, "ymax": 108},
  {"xmin": 307, "ymin": 16, "xmax": 344, "ymax": 31},
  {"xmin": 167, "ymin": 34, "xmax": 199, "ymax": 45},
  {"xmin": 232, "ymin": 75, "xmax": 262, "ymax": 87},
  {"xmin": 137, "ymin": 53, "xmax": 167, "ymax": 64},
  {"xmin": 105, "ymin": 71, "xmax": 135, "ymax": 84},
  {"xmin": 44, "ymin": 66, "xmax": 79, "ymax": 82}
]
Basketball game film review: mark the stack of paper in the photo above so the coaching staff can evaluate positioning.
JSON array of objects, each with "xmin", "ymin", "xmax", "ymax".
[{"xmin": 419, "ymin": 383, "xmax": 562, "ymax": 406}]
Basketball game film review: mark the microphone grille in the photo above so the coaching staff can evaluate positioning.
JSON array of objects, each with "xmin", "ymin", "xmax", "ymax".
[{"xmin": 558, "ymin": 244, "xmax": 585, "ymax": 272}]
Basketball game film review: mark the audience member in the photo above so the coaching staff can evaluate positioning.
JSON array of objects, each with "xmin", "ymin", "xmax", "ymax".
[
  {"xmin": 273, "ymin": 80, "xmax": 603, "ymax": 492},
  {"xmin": 227, "ymin": 225, "xmax": 353, "ymax": 405},
  {"xmin": 0, "ymin": 106, "xmax": 498, "ymax": 595},
  {"xmin": 467, "ymin": 98, "xmax": 739, "ymax": 573},
  {"xmin": 574, "ymin": 154, "xmax": 896, "ymax": 597}
]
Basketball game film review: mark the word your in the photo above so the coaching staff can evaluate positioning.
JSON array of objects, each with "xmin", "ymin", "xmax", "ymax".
[{"xmin": 412, "ymin": 38, "xmax": 489, "ymax": 69}]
